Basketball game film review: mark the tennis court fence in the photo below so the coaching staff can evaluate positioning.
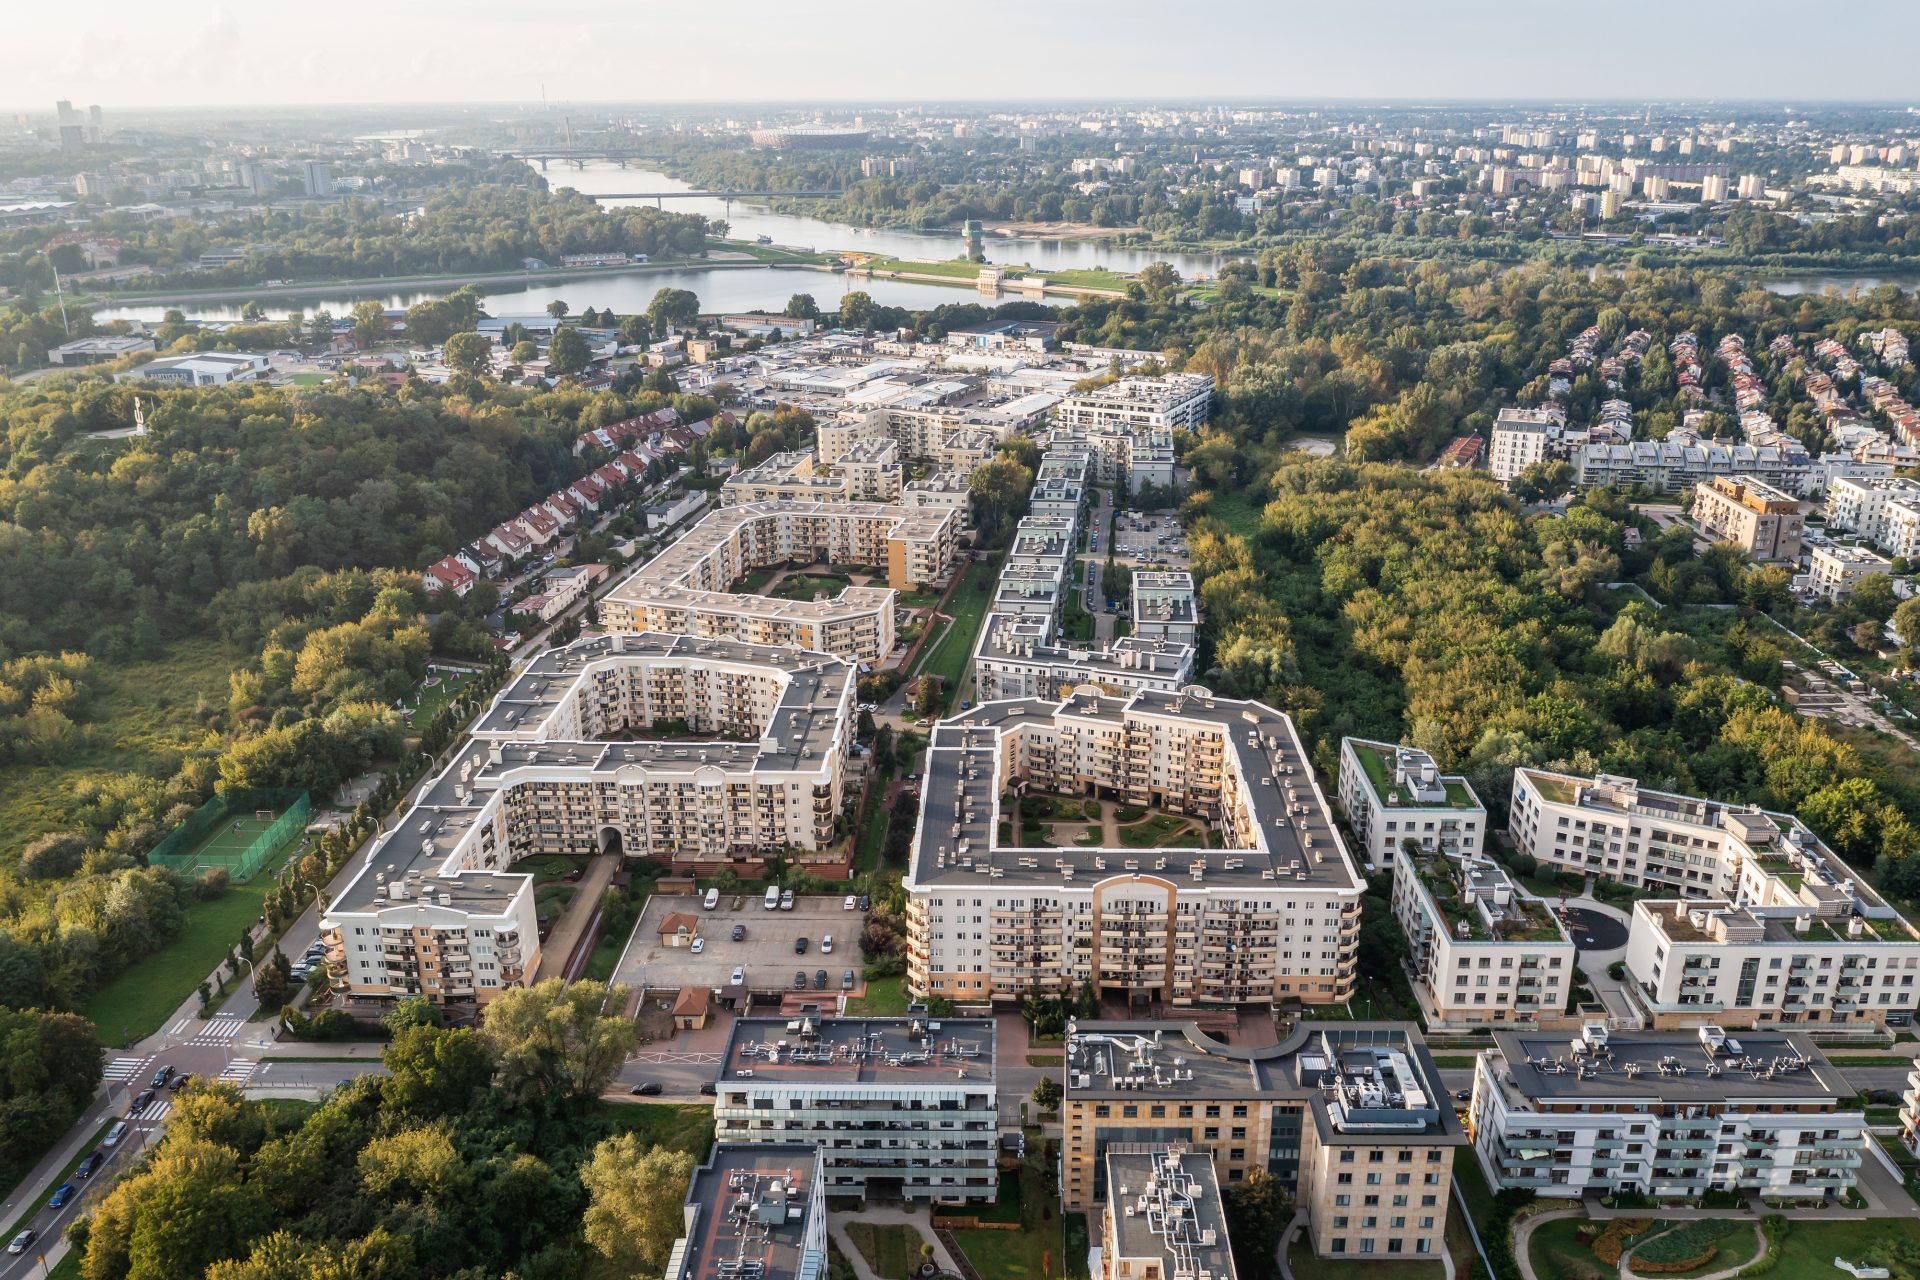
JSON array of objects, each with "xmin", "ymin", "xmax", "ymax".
[{"xmin": 148, "ymin": 788, "xmax": 311, "ymax": 882}]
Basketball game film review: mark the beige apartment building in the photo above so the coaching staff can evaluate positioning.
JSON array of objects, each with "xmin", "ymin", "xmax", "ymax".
[
  {"xmin": 1064, "ymin": 1021, "xmax": 1462, "ymax": 1265},
  {"xmin": 1690, "ymin": 474, "xmax": 1804, "ymax": 561}
]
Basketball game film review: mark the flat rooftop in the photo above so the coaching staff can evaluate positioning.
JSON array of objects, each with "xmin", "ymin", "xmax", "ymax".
[
  {"xmin": 676, "ymin": 1144, "xmax": 823, "ymax": 1280},
  {"xmin": 976, "ymin": 613, "xmax": 1193, "ymax": 683},
  {"xmin": 1104, "ymin": 1148, "xmax": 1237, "ymax": 1280},
  {"xmin": 722, "ymin": 1014, "xmax": 996, "ymax": 1088},
  {"xmin": 1349, "ymin": 739, "xmax": 1481, "ymax": 810},
  {"xmin": 909, "ymin": 687, "xmax": 1362, "ymax": 892},
  {"xmin": 1489, "ymin": 1027, "xmax": 1848, "ymax": 1105}
]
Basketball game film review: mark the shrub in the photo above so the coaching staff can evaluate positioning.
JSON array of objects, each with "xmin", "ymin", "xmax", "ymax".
[
  {"xmin": 1115, "ymin": 804, "xmax": 1147, "ymax": 823},
  {"xmin": 1635, "ymin": 1220, "xmax": 1737, "ymax": 1271},
  {"xmin": 1738, "ymin": 1216, "xmax": 1787, "ymax": 1278},
  {"xmin": 1592, "ymin": 1219, "xmax": 1654, "ymax": 1266},
  {"xmin": 195, "ymin": 867, "xmax": 231, "ymax": 900}
]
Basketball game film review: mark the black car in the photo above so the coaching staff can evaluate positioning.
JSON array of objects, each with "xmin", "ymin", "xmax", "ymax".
[
  {"xmin": 857, "ymin": 895, "xmax": 870, "ymax": 911},
  {"xmin": 75, "ymin": 1152, "xmax": 101, "ymax": 1180},
  {"xmin": 793, "ymin": 970, "xmax": 808, "ymax": 989},
  {"xmin": 813, "ymin": 969, "xmax": 828, "ymax": 990},
  {"xmin": 699, "ymin": 1081, "xmax": 717, "ymax": 1097},
  {"xmin": 731, "ymin": 924, "xmax": 745, "ymax": 942},
  {"xmin": 171, "ymin": 1073, "xmax": 193, "ymax": 1090},
  {"xmin": 132, "ymin": 1088, "xmax": 155, "ymax": 1111},
  {"xmin": 150, "ymin": 1064, "xmax": 173, "ymax": 1088},
  {"xmin": 628, "ymin": 1082, "xmax": 662, "ymax": 1096},
  {"xmin": 793, "ymin": 936, "xmax": 808, "ymax": 955}
]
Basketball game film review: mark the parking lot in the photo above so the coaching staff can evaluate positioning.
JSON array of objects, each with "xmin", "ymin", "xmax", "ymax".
[
  {"xmin": 1109, "ymin": 511, "xmax": 1190, "ymax": 571},
  {"xmin": 616, "ymin": 893, "xmax": 865, "ymax": 996}
]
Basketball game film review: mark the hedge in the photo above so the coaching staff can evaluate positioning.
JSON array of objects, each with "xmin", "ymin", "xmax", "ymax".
[{"xmin": 1737, "ymin": 1216, "xmax": 1787, "ymax": 1278}]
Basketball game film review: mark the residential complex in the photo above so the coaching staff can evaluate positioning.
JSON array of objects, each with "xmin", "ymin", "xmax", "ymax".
[
  {"xmin": 1100, "ymin": 1148, "xmax": 1238, "ymax": 1280},
  {"xmin": 973, "ymin": 613, "xmax": 1194, "ymax": 703},
  {"xmin": 663, "ymin": 1145, "xmax": 828, "ymax": 1280},
  {"xmin": 1054, "ymin": 373, "xmax": 1212, "ymax": 435},
  {"xmin": 712, "ymin": 1015, "xmax": 998, "ymax": 1203},
  {"xmin": 1064, "ymin": 1021, "xmax": 1463, "ymax": 1264},
  {"xmin": 1574, "ymin": 440, "xmax": 1814, "ymax": 496},
  {"xmin": 1825, "ymin": 475, "xmax": 1920, "ymax": 546},
  {"xmin": 1130, "ymin": 572, "xmax": 1198, "ymax": 646},
  {"xmin": 1690, "ymin": 474, "xmax": 1804, "ymax": 562},
  {"xmin": 320, "ymin": 633, "xmax": 856, "ymax": 1006},
  {"xmin": 1335, "ymin": 738, "xmax": 1485, "ymax": 867},
  {"xmin": 1510, "ymin": 769, "xmax": 1920, "ymax": 1029},
  {"xmin": 1391, "ymin": 850, "xmax": 1574, "ymax": 1028},
  {"xmin": 1807, "ymin": 543, "xmax": 1894, "ymax": 600},
  {"xmin": 903, "ymin": 688, "xmax": 1364, "ymax": 1007},
  {"xmin": 1472, "ymin": 1023, "xmax": 1868, "ymax": 1203}
]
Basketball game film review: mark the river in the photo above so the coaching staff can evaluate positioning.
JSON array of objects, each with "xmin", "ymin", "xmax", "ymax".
[
  {"xmin": 93, "ymin": 162, "xmax": 1222, "ymax": 325},
  {"xmin": 1745, "ymin": 273, "xmax": 1920, "ymax": 297}
]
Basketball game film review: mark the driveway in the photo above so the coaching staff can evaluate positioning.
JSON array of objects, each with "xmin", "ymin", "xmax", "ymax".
[{"xmin": 615, "ymin": 894, "xmax": 865, "ymax": 996}]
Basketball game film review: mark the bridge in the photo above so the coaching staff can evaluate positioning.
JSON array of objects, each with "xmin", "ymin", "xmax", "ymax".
[
  {"xmin": 506, "ymin": 150, "xmax": 667, "ymax": 169},
  {"xmin": 582, "ymin": 190, "xmax": 841, "ymax": 201}
]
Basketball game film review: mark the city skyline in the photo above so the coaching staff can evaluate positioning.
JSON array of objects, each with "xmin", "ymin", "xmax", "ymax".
[{"xmin": 7, "ymin": 0, "xmax": 1920, "ymax": 110}]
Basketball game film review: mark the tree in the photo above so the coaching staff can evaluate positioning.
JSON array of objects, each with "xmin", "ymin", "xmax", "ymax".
[
  {"xmin": 349, "ymin": 300, "xmax": 387, "ymax": 348},
  {"xmin": 380, "ymin": 1025, "xmax": 495, "ymax": 1117},
  {"xmin": 1137, "ymin": 262, "xmax": 1181, "ymax": 300},
  {"xmin": 1032, "ymin": 1076, "xmax": 1062, "ymax": 1112},
  {"xmin": 442, "ymin": 331, "xmax": 493, "ymax": 378},
  {"xmin": 785, "ymin": 293, "xmax": 818, "ymax": 320},
  {"xmin": 480, "ymin": 978, "xmax": 633, "ymax": 1101},
  {"xmin": 545, "ymin": 300, "xmax": 569, "ymax": 320},
  {"xmin": 968, "ymin": 456, "xmax": 1034, "ymax": 546},
  {"xmin": 510, "ymin": 339, "xmax": 538, "ymax": 363},
  {"xmin": 18, "ymin": 830, "xmax": 88, "ymax": 880},
  {"xmin": 545, "ymin": 326, "xmax": 592, "ymax": 377},
  {"xmin": 1510, "ymin": 459, "xmax": 1574, "ymax": 503},
  {"xmin": 1893, "ymin": 596, "xmax": 1920, "ymax": 665},
  {"xmin": 580, "ymin": 1134, "xmax": 694, "ymax": 1277},
  {"xmin": 1223, "ymin": 1168, "xmax": 1291, "ymax": 1278},
  {"xmin": 838, "ymin": 290, "xmax": 876, "ymax": 331},
  {"xmin": 253, "ymin": 951, "xmax": 291, "ymax": 1012},
  {"xmin": 646, "ymin": 288, "xmax": 700, "ymax": 333},
  {"xmin": 617, "ymin": 313, "xmax": 652, "ymax": 347}
]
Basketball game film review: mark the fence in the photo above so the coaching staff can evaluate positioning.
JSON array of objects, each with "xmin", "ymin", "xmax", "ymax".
[{"xmin": 148, "ymin": 788, "xmax": 311, "ymax": 883}]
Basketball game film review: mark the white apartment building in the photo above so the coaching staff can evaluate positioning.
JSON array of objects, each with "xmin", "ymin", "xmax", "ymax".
[
  {"xmin": 713, "ymin": 1016, "xmax": 998, "ymax": 1203},
  {"xmin": 904, "ymin": 688, "xmax": 1365, "ymax": 1007},
  {"xmin": 1391, "ymin": 851, "xmax": 1573, "ymax": 1028},
  {"xmin": 1053, "ymin": 373, "xmax": 1213, "ymax": 434},
  {"xmin": 1048, "ymin": 423, "xmax": 1178, "ymax": 496},
  {"xmin": 1510, "ymin": 769, "xmax": 1920, "ymax": 1029},
  {"xmin": 1825, "ymin": 475, "xmax": 1920, "ymax": 545},
  {"xmin": 1575, "ymin": 440, "xmax": 1815, "ymax": 496},
  {"xmin": 1885, "ymin": 499, "xmax": 1920, "ymax": 560},
  {"xmin": 1335, "ymin": 738, "xmax": 1485, "ymax": 867},
  {"xmin": 1489, "ymin": 408, "xmax": 1564, "ymax": 483},
  {"xmin": 1473, "ymin": 1023, "xmax": 1868, "ymax": 1203},
  {"xmin": 1807, "ymin": 544, "xmax": 1893, "ymax": 601},
  {"xmin": 1131, "ymin": 571, "xmax": 1198, "ymax": 646},
  {"xmin": 972, "ymin": 612, "xmax": 1194, "ymax": 703},
  {"xmin": 320, "ymin": 633, "xmax": 856, "ymax": 1007}
]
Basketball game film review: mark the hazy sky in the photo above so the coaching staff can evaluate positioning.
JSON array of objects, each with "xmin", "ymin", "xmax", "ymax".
[{"xmin": 7, "ymin": 1, "xmax": 1920, "ymax": 110}]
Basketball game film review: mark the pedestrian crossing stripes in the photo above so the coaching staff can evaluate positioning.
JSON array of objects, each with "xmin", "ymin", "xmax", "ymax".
[
  {"xmin": 219, "ymin": 1059, "xmax": 258, "ymax": 1086},
  {"xmin": 136, "ymin": 1099, "xmax": 171, "ymax": 1123},
  {"xmin": 190, "ymin": 1016, "xmax": 246, "ymax": 1045},
  {"xmin": 104, "ymin": 1056, "xmax": 151, "ymax": 1082}
]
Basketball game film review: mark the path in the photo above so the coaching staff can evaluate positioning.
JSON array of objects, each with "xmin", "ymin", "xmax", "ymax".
[
  {"xmin": 1620, "ymin": 1220, "xmax": 1765, "ymax": 1280},
  {"xmin": 827, "ymin": 1207, "xmax": 964, "ymax": 1280},
  {"xmin": 535, "ymin": 851, "xmax": 619, "ymax": 983},
  {"xmin": 1512, "ymin": 1207, "xmax": 1585, "ymax": 1280}
]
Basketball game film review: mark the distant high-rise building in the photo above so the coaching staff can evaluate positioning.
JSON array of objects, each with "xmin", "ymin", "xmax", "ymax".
[
  {"xmin": 1701, "ymin": 173, "xmax": 1729, "ymax": 202},
  {"xmin": 302, "ymin": 161, "xmax": 333, "ymax": 197},
  {"xmin": 238, "ymin": 161, "xmax": 271, "ymax": 197},
  {"xmin": 87, "ymin": 104, "xmax": 101, "ymax": 144}
]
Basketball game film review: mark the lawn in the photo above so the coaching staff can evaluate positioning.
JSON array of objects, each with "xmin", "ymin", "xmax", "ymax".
[
  {"xmin": 401, "ymin": 666, "xmax": 477, "ymax": 726},
  {"xmin": 845, "ymin": 1221, "xmax": 922, "ymax": 1278},
  {"xmin": 534, "ymin": 883, "xmax": 578, "ymax": 928},
  {"xmin": 766, "ymin": 572, "xmax": 851, "ymax": 602},
  {"xmin": 1287, "ymin": 1240, "xmax": 1445, "ymax": 1280},
  {"xmin": 909, "ymin": 559, "xmax": 999, "ymax": 700},
  {"xmin": 1116, "ymin": 814, "xmax": 1197, "ymax": 848},
  {"xmin": 951, "ymin": 1226, "xmax": 1062, "ymax": 1280},
  {"xmin": 595, "ymin": 1101, "xmax": 716, "ymax": 1160},
  {"xmin": 1065, "ymin": 1212, "xmax": 1092, "ymax": 1280},
  {"xmin": 0, "ymin": 636, "xmax": 244, "ymax": 862},
  {"xmin": 1195, "ymin": 487, "xmax": 1263, "ymax": 539},
  {"xmin": 854, "ymin": 775, "xmax": 897, "ymax": 875},
  {"xmin": 846, "ymin": 974, "xmax": 909, "ymax": 1015},
  {"xmin": 1766, "ymin": 1216, "xmax": 1920, "ymax": 1280},
  {"xmin": 867, "ymin": 257, "xmax": 1013, "ymax": 281},
  {"xmin": 1038, "ymin": 267, "xmax": 1135, "ymax": 292},
  {"xmin": 82, "ymin": 829, "xmax": 307, "ymax": 1045}
]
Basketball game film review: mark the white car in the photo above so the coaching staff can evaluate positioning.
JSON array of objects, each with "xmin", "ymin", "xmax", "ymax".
[
  {"xmin": 730, "ymin": 966, "xmax": 744, "ymax": 985},
  {"xmin": 820, "ymin": 935, "xmax": 833, "ymax": 954},
  {"xmin": 690, "ymin": 937, "xmax": 705, "ymax": 954},
  {"xmin": 844, "ymin": 894, "xmax": 858, "ymax": 910}
]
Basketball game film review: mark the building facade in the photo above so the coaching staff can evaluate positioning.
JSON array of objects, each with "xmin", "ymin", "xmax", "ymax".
[
  {"xmin": 1690, "ymin": 474, "xmax": 1804, "ymax": 561},
  {"xmin": 1335, "ymin": 738, "xmax": 1485, "ymax": 868}
]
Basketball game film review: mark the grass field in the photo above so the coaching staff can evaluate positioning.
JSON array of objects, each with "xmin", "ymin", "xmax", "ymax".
[
  {"xmin": 81, "ymin": 823, "xmax": 307, "ymax": 1045},
  {"xmin": 866, "ymin": 256, "xmax": 1013, "ymax": 281},
  {"xmin": 853, "ymin": 776, "xmax": 895, "ymax": 875},
  {"xmin": 951, "ymin": 1226, "xmax": 1061, "ymax": 1279},
  {"xmin": 1629, "ymin": 1220, "xmax": 1763, "ymax": 1278},
  {"xmin": 402, "ymin": 667, "xmax": 477, "ymax": 725},
  {"xmin": 845, "ymin": 1222, "xmax": 922, "ymax": 1277},
  {"xmin": 846, "ymin": 974, "xmax": 909, "ymax": 1015},
  {"xmin": 1197, "ymin": 487, "xmax": 1264, "ymax": 540},
  {"xmin": 1116, "ymin": 814, "xmax": 1197, "ymax": 847},
  {"xmin": 766, "ymin": 573, "xmax": 851, "ymax": 601},
  {"xmin": 1038, "ymin": 267, "xmax": 1136, "ymax": 292},
  {"xmin": 1764, "ymin": 1217, "xmax": 1920, "ymax": 1280},
  {"xmin": 908, "ymin": 560, "xmax": 998, "ymax": 700},
  {"xmin": 170, "ymin": 812, "xmax": 279, "ymax": 876},
  {"xmin": 0, "ymin": 637, "xmax": 243, "ymax": 863},
  {"xmin": 596, "ymin": 1102, "xmax": 716, "ymax": 1159}
]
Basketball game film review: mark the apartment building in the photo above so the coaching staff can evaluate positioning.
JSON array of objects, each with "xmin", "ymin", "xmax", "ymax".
[
  {"xmin": 1131, "ymin": 572, "xmax": 1198, "ymax": 646},
  {"xmin": 899, "ymin": 470, "xmax": 973, "ymax": 533},
  {"xmin": 663, "ymin": 1145, "xmax": 827, "ymax": 1280},
  {"xmin": 1049, "ymin": 423, "xmax": 1178, "ymax": 496},
  {"xmin": 1807, "ymin": 544, "xmax": 1893, "ymax": 601},
  {"xmin": 1489, "ymin": 408, "xmax": 1565, "ymax": 484},
  {"xmin": 1472, "ymin": 1023, "xmax": 1868, "ymax": 1204},
  {"xmin": 1885, "ymin": 499, "xmax": 1920, "ymax": 560},
  {"xmin": 904, "ymin": 688, "xmax": 1365, "ymax": 1007},
  {"xmin": 1690, "ymin": 474, "xmax": 1804, "ymax": 561},
  {"xmin": 319, "ymin": 633, "xmax": 856, "ymax": 1005},
  {"xmin": 837, "ymin": 437, "xmax": 905, "ymax": 501},
  {"xmin": 1509, "ymin": 769, "xmax": 1920, "ymax": 1029},
  {"xmin": 1064, "ymin": 1021, "xmax": 1462, "ymax": 1265},
  {"xmin": 1054, "ymin": 373, "xmax": 1213, "ymax": 434},
  {"xmin": 1335, "ymin": 738, "xmax": 1485, "ymax": 867},
  {"xmin": 713, "ymin": 1015, "xmax": 998, "ymax": 1203},
  {"xmin": 973, "ymin": 613, "xmax": 1194, "ymax": 703},
  {"xmin": 840, "ymin": 394, "xmax": 1054, "ymax": 463},
  {"xmin": 1391, "ymin": 851, "xmax": 1574, "ymax": 1028},
  {"xmin": 1899, "ymin": 1065, "xmax": 1920, "ymax": 1160},
  {"xmin": 1101, "ymin": 1148, "xmax": 1238, "ymax": 1280},
  {"xmin": 601, "ymin": 500, "xmax": 963, "ymax": 663},
  {"xmin": 1825, "ymin": 475, "xmax": 1920, "ymax": 544},
  {"xmin": 994, "ymin": 561, "xmax": 1068, "ymax": 617},
  {"xmin": 1575, "ymin": 440, "xmax": 1814, "ymax": 496},
  {"xmin": 722, "ymin": 445, "xmax": 907, "ymax": 506}
]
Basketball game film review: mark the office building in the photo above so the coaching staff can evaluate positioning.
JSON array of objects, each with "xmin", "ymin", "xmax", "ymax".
[
  {"xmin": 1335, "ymin": 739, "xmax": 1485, "ymax": 867},
  {"xmin": 1131, "ymin": 572, "xmax": 1198, "ymax": 646},
  {"xmin": 1472, "ymin": 1023, "xmax": 1867, "ymax": 1203},
  {"xmin": 713, "ymin": 1015, "xmax": 997, "ymax": 1203},
  {"xmin": 663, "ymin": 1145, "xmax": 827, "ymax": 1280},
  {"xmin": 904, "ymin": 688, "xmax": 1364, "ymax": 1007},
  {"xmin": 319, "ymin": 633, "xmax": 856, "ymax": 1005},
  {"xmin": 1690, "ymin": 475, "xmax": 1804, "ymax": 561},
  {"xmin": 1064, "ymin": 1021, "xmax": 1462, "ymax": 1264}
]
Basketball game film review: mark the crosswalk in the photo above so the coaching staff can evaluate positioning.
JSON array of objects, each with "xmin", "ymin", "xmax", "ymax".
[
  {"xmin": 134, "ymin": 1098, "xmax": 171, "ymax": 1123},
  {"xmin": 104, "ymin": 1055, "xmax": 153, "ymax": 1083},
  {"xmin": 190, "ymin": 1014, "xmax": 246, "ymax": 1046},
  {"xmin": 219, "ymin": 1058, "xmax": 258, "ymax": 1086}
]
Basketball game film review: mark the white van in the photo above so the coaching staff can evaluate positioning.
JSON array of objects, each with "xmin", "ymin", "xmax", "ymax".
[
  {"xmin": 763, "ymin": 886, "xmax": 781, "ymax": 910},
  {"xmin": 703, "ymin": 887, "xmax": 720, "ymax": 910},
  {"xmin": 104, "ymin": 1121, "xmax": 128, "ymax": 1147}
]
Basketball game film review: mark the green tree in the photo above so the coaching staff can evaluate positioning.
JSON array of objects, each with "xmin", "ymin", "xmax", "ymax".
[
  {"xmin": 380, "ymin": 1025, "xmax": 495, "ymax": 1117},
  {"xmin": 442, "ymin": 331, "xmax": 493, "ymax": 378},
  {"xmin": 349, "ymin": 300, "xmax": 387, "ymax": 348},
  {"xmin": 1032, "ymin": 1075, "xmax": 1062, "ymax": 1111},
  {"xmin": 546, "ymin": 326, "xmax": 592, "ymax": 376},
  {"xmin": 1137, "ymin": 262, "xmax": 1181, "ymax": 300},
  {"xmin": 253, "ymin": 951, "xmax": 292, "ymax": 1012},
  {"xmin": 480, "ymin": 978, "xmax": 633, "ymax": 1102},
  {"xmin": 545, "ymin": 299, "xmax": 569, "ymax": 320},
  {"xmin": 785, "ymin": 293, "xmax": 818, "ymax": 320},
  {"xmin": 646, "ymin": 288, "xmax": 701, "ymax": 332},
  {"xmin": 580, "ymin": 1135, "xmax": 695, "ymax": 1277},
  {"xmin": 1510, "ymin": 459, "xmax": 1574, "ymax": 503}
]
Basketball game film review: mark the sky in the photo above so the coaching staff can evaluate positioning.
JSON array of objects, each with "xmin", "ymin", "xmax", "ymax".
[{"xmin": 5, "ymin": 1, "xmax": 1920, "ymax": 110}]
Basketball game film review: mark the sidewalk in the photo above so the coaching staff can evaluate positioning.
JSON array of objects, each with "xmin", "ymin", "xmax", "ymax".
[
  {"xmin": 827, "ymin": 1206, "xmax": 963, "ymax": 1280},
  {"xmin": 534, "ymin": 851, "xmax": 619, "ymax": 983}
]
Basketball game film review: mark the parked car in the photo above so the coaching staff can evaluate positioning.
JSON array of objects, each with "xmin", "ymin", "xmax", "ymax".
[
  {"xmin": 842, "ymin": 969, "xmax": 855, "ymax": 990},
  {"xmin": 47, "ymin": 1184, "xmax": 74, "ymax": 1210},
  {"xmin": 779, "ymin": 889, "xmax": 795, "ymax": 910},
  {"xmin": 763, "ymin": 886, "xmax": 780, "ymax": 910},
  {"xmin": 820, "ymin": 935, "xmax": 833, "ymax": 954},
  {"xmin": 843, "ymin": 894, "xmax": 857, "ymax": 910},
  {"xmin": 9, "ymin": 1229, "xmax": 35, "ymax": 1255},
  {"xmin": 794, "ymin": 936, "xmax": 808, "ymax": 955},
  {"xmin": 75, "ymin": 1153, "xmax": 101, "ymax": 1180},
  {"xmin": 700, "ymin": 1081, "xmax": 717, "ymax": 1096},
  {"xmin": 857, "ymin": 895, "xmax": 870, "ymax": 911},
  {"xmin": 628, "ymin": 1082, "xmax": 662, "ymax": 1096},
  {"xmin": 103, "ymin": 1122, "xmax": 127, "ymax": 1147},
  {"xmin": 730, "ymin": 966, "xmax": 745, "ymax": 985},
  {"xmin": 813, "ymin": 970, "xmax": 828, "ymax": 990},
  {"xmin": 793, "ymin": 971, "xmax": 808, "ymax": 989},
  {"xmin": 690, "ymin": 937, "xmax": 704, "ymax": 954},
  {"xmin": 150, "ymin": 1064, "xmax": 173, "ymax": 1088},
  {"xmin": 171, "ymin": 1073, "xmax": 193, "ymax": 1090},
  {"xmin": 133, "ymin": 1089, "xmax": 155, "ymax": 1112},
  {"xmin": 731, "ymin": 924, "xmax": 746, "ymax": 941}
]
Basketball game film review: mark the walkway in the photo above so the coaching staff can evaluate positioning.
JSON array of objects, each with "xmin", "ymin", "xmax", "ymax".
[
  {"xmin": 828, "ymin": 1206, "xmax": 964, "ymax": 1280},
  {"xmin": 534, "ymin": 851, "xmax": 619, "ymax": 983}
]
